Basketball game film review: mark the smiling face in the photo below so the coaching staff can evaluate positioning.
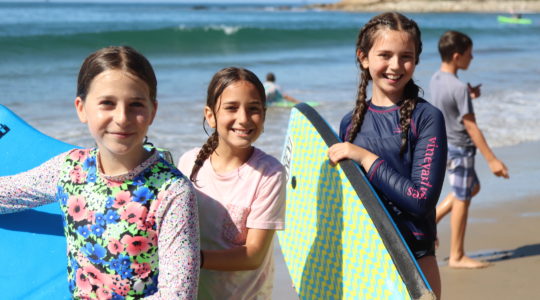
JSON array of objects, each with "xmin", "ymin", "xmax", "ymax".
[
  {"xmin": 205, "ymin": 80, "xmax": 265, "ymax": 156},
  {"xmin": 359, "ymin": 29, "xmax": 417, "ymax": 103},
  {"xmin": 75, "ymin": 69, "xmax": 157, "ymax": 164}
]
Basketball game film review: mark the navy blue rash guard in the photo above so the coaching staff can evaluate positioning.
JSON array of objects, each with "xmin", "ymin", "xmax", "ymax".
[{"xmin": 339, "ymin": 98, "xmax": 447, "ymax": 247}]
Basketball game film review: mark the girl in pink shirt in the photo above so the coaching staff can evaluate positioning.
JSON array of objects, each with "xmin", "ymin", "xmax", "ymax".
[{"xmin": 178, "ymin": 67, "xmax": 286, "ymax": 300}]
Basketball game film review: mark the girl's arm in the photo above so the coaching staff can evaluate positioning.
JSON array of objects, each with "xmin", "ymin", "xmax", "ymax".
[
  {"xmin": 365, "ymin": 110, "xmax": 448, "ymax": 217},
  {"xmin": 202, "ymin": 228, "xmax": 275, "ymax": 271},
  {"xmin": 147, "ymin": 180, "xmax": 200, "ymax": 300},
  {"xmin": 203, "ymin": 163, "xmax": 286, "ymax": 271},
  {"xmin": 0, "ymin": 153, "xmax": 65, "ymax": 214}
]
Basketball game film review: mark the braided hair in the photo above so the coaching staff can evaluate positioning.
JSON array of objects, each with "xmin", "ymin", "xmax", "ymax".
[
  {"xmin": 346, "ymin": 12, "xmax": 422, "ymax": 155},
  {"xmin": 189, "ymin": 67, "xmax": 267, "ymax": 182}
]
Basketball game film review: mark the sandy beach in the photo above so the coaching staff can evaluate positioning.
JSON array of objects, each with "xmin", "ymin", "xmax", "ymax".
[{"xmin": 272, "ymin": 140, "xmax": 540, "ymax": 299}]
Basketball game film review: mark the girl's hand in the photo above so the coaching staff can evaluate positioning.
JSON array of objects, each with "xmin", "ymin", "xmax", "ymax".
[{"xmin": 328, "ymin": 142, "xmax": 378, "ymax": 170}]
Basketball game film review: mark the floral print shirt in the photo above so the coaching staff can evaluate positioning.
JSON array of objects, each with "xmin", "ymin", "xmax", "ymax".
[{"xmin": 0, "ymin": 148, "xmax": 200, "ymax": 299}]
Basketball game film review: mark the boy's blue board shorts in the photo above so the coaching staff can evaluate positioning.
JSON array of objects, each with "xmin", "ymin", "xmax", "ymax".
[{"xmin": 447, "ymin": 144, "xmax": 480, "ymax": 201}]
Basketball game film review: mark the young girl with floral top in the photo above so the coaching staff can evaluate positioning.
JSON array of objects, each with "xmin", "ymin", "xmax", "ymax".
[{"xmin": 0, "ymin": 46, "xmax": 200, "ymax": 299}]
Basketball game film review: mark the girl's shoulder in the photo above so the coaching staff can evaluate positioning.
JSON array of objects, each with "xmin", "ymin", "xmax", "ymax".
[
  {"xmin": 177, "ymin": 147, "xmax": 201, "ymax": 175},
  {"xmin": 249, "ymin": 147, "xmax": 284, "ymax": 176},
  {"xmin": 178, "ymin": 148, "xmax": 200, "ymax": 163},
  {"xmin": 413, "ymin": 98, "xmax": 444, "ymax": 119}
]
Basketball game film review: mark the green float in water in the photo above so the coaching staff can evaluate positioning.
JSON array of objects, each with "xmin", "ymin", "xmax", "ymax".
[
  {"xmin": 268, "ymin": 100, "xmax": 319, "ymax": 108},
  {"xmin": 497, "ymin": 15, "xmax": 532, "ymax": 25}
]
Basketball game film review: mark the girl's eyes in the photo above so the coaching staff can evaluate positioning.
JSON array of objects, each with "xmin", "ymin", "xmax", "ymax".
[
  {"xmin": 249, "ymin": 106, "xmax": 263, "ymax": 112},
  {"xmin": 98, "ymin": 100, "xmax": 147, "ymax": 107},
  {"xmin": 99, "ymin": 100, "xmax": 114, "ymax": 106},
  {"xmin": 130, "ymin": 101, "xmax": 145, "ymax": 108},
  {"xmin": 223, "ymin": 105, "xmax": 262, "ymax": 113}
]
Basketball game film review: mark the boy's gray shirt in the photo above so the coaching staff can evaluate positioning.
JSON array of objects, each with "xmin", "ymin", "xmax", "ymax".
[{"xmin": 429, "ymin": 70, "xmax": 475, "ymax": 148}]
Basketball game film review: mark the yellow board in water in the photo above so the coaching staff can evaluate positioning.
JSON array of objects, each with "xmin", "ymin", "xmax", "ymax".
[{"xmin": 278, "ymin": 103, "xmax": 435, "ymax": 300}]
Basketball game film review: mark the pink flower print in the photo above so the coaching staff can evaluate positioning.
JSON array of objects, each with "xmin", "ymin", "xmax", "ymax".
[
  {"xmin": 120, "ymin": 202, "xmax": 148, "ymax": 228},
  {"xmin": 131, "ymin": 261, "xmax": 151, "ymax": 279},
  {"xmin": 146, "ymin": 195, "xmax": 162, "ymax": 228},
  {"xmin": 107, "ymin": 238, "xmax": 124, "ymax": 255},
  {"xmin": 70, "ymin": 165, "xmax": 87, "ymax": 184},
  {"xmin": 96, "ymin": 287, "xmax": 113, "ymax": 300},
  {"xmin": 69, "ymin": 149, "xmax": 90, "ymax": 162},
  {"xmin": 110, "ymin": 275, "xmax": 130, "ymax": 297},
  {"xmin": 86, "ymin": 210, "xmax": 95, "ymax": 223},
  {"xmin": 68, "ymin": 196, "xmax": 88, "ymax": 222},
  {"xmin": 120, "ymin": 235, "xmax": 151, "ymax": 256},
  {"xmin": 76, "ymin": 268, "xmax": 92, "ymax": 293},
  {"xmin": 113, "ymin": 191, "xmax": 131, "ymax": 208},
  {"xmin": 147, "ymin": 229, "xmax": 158, "ymax": 246},
  {"xmin": 82, "ymin": 265, "xmax": 113, "ymax": 288}
]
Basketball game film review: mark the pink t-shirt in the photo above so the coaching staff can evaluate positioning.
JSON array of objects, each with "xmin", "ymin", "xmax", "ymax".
[{"xmin": 178, "ymin": 147, "xmax": 286, "ymax": 300}]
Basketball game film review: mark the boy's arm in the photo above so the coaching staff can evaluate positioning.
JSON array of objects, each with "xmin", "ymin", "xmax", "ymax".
[{"xmin": 463, "ymin": 113, "xmax": 509, "ymax": 178}]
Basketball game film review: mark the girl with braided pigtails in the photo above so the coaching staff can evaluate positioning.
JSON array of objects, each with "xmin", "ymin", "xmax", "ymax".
[
  {"xmin": 177, "ymin": 67, "xmax": 286, "ymax": 300},
  {"xmin": 328, "ymin": 12, "xmax": 447, "ymax": 298}
]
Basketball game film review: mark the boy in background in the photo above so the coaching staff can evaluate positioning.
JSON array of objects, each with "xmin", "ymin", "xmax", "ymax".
[{"xmin": 430, "ymin": 30, "xmax": 509, "ymax": 269}]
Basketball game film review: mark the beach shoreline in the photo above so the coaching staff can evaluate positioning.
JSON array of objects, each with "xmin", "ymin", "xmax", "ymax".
[
  {"xmin": 436, "ymin": 193, "xmax": 540, "ymax": 299},
  {"xmin": 312, "ymin": 0, "xmax": 540, "ymax": 13},
  {"xmin": 272, "ymin": 140, "xmax": 540, "ymax": 299}
]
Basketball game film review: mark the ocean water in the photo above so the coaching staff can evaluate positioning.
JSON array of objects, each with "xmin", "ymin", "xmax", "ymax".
[{"xmin": 1, "ymin": 2, "xmax": 540, "ymax": 161}]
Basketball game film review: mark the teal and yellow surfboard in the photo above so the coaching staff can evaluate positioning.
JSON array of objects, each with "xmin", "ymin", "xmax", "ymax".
[{"xmin": 278, "ymin": 103, "xmax": 435, "ymax": 300}]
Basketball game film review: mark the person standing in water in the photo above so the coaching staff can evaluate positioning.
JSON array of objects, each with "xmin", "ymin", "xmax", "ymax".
[{"xmin": 263, "ymin": 72, "xmax": 300, "ymax": 105}]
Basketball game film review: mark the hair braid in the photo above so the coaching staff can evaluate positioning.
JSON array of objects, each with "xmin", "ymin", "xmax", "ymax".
[
  {"xmin": 398, "ymin": 80, "xmax": 420, "ymax": 155},
  {"xmin": 190, "ymin": 131, "xmax": 219, "ymax": 182},
  {"xmin": 346, "ymin": 69, "xmax": 370, "ymax": 142}
]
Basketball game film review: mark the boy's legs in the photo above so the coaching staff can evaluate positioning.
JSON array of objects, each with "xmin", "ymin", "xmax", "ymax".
[
  {"xmin": 447, "ymin": 188, "xmax": 488, "ymax": 268},
  {"xmin": 437, "ymin": 145, "xmax": 488, "ymax": 268}
]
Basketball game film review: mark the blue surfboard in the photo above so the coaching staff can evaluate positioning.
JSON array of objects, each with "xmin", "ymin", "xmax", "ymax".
[
  {"xmin": 0, "ymin": 104, "xmax": 73, "ymax": 299},
  {"xmin": 278, "ymin": 103, "xmax": 435, "ymax": 299}
]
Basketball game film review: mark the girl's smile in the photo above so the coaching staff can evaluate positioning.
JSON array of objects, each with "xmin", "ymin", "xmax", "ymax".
[{"xmin": 359, "ymin": 29, "xmax": 416, "ymax": 105}]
